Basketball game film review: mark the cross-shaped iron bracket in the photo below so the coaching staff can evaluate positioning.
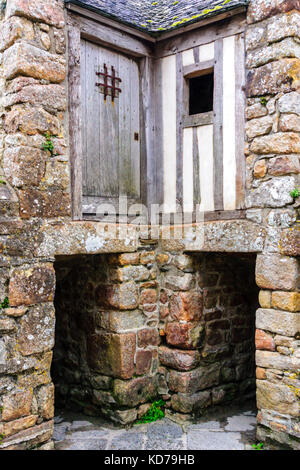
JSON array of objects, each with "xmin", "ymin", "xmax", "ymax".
[{"xmin": 95, "ymin": 64, "xmax": 122, "ymax": 102}]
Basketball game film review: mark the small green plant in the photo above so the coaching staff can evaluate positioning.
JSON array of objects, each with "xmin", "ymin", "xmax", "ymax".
[
  {"xmin": 42, "ymin": 132, "xmax": 56, "ymax": 156},
  {"xmin": 0, "ymin": 179, "xmax": 6, "ymax": 185},
  {"xmin": 0, "ymin": 297, "xmax": 9, "ymax": 309},
  {"xmin": 260, "ymin": 97, "xmax": 267, "ymax": 107},
  {"xmin": 0, "ymin": 433, "xmax": 5, "ymax": 445},
  {"xmin": 252, "ymin": 442, "xmax": 264, "ymax": 450},
  {"xmin": 138, "ymin": 400, "xmax": 166, "ymax": 424},
  {"xmin": 290, "ymin": 188, "xmax": 300, "ymax": 199}
]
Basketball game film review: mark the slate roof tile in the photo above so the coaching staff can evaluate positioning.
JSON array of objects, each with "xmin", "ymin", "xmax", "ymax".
[{"xmin": 65, "ymin": 0, "xmax": 249, "ymax": 33}]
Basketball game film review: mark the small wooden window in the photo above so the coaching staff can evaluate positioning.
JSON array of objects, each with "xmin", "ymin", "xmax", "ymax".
[{"xmin": 189, "ymin": 72, "xmax": 214, "ymax": 115}]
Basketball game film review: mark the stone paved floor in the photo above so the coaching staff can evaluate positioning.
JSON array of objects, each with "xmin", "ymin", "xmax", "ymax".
[{"xmin": 54, "ymin": 404, "xmax": 258, "ymax": 451}]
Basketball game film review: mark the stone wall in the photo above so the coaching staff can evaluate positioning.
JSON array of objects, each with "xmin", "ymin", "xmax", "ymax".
[
  {"xmin": 0, "ymin": 0, "xmax": 299, "ymax": 452},
  {"xmin": 52, "ymin": 251, "xmax": 258, "ymax": 425},
  {"xmin": 0, "ymin": 0, "xmax": 69, "ymax": 450},
  {"xmin": 246, "ymin": 0, "xmax": 300, "ymax": 450}
]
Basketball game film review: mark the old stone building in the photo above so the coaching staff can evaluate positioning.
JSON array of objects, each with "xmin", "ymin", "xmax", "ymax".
[{"xmin": 0, "ymin": 0, "xmax": 299, "ymax": 450}]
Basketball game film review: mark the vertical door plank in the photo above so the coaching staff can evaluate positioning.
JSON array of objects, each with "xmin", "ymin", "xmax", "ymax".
[
  {"xmin": 99, "ymin": 46, "xmax": 119, "ymax": 197},
  {"xmin": 69, "ymin": 22, "xmax": 82, "ymax": 219},
  {"xmin": 130, "ymin": 59, "xmax": 141, "ymax": 199},
  {"xmin": 119, "ymin": 53, "xmax": 132, "ymax": 197},
  {"xmin": 80, "ymin": 40, "xmax": 87, "ymax": 196},
  {"xmin": 84, "ymin": 40, "xmax": 101, "ymax": 196}
]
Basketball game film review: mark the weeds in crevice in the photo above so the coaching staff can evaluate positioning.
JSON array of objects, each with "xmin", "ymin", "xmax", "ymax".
[
  {"xmin": 137, "ymin": 400, "xmax": 166, "ymax": 424},
  {"xmin": 0, "ymin": 297, "xmax": 9, "ymax": 309},
  {"xmin": 252, "ymin": 442, "xmax": 264, "ymax": 450}
]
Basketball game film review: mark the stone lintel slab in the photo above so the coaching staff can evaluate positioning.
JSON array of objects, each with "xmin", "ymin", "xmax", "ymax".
[
  {"xmin": 36, "ymin": 221, "xmax": 140, "ymax": 257},
  {"xmin": 161, "ymin": 220, "xmax": 265, "ymax": 253},
  {"xmin": 37, "ymin": 220, "xmax": 265, "ymax": 257}
]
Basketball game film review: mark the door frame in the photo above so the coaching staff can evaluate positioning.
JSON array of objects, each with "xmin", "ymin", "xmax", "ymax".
[{"xmin": 67, "ymin": 10, "xmax": 155, "ymax": 220}]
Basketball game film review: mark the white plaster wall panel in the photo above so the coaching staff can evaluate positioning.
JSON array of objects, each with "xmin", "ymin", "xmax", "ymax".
[
  {"xmin": 222, "ymin": 35, "xmax": 237, "ymax": 211},
  {"xmin": 183, "ymin": 127, "xmax": 194, "ymax": 211},
  {"xmin": 199, "ymin": 42, "xmax": 215, "ymax": 62},
  {"xmin": 182, "ymin": 48, "xmax": 194, "ymax": 66},
  {"xmin": 162, "ymin": 54, "xmax": 177, "ymax": 212},
  {"xmin": 197, "ymin": 124, "xmax": 214, "ymax": 212}
]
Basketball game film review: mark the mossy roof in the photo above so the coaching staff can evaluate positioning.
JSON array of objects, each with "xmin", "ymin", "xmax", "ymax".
[{"xmin": 65, "ymin": 0, "xmax": 249, "ymax": 34}]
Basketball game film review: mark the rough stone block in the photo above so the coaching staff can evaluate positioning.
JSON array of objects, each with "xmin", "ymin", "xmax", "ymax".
[
  {"xmin": 247, "ymin": 0, "xmax": 300, "ymax": 24},
  {"xmin": 259, "ymin": 290, "xmax": 272, "ymax": 308},
  {"xmin": 4, "ymin": 84, "xmax": 66, "ymax": 113},
  {"xmin": 255, "ymin": 329, "xmax": 276, "ymax": 351},
  {"xmin": 95, "ymin": 309, "xmax": 144, "ymax": 333},
  {"xmin": 113, "ymin": 376, "xmax": 157, "ymax": 407},
  {"xmin": 168, "ymin": 363, "xmax": 220, "ymax": 394},
  {"xmin": 112, "ymin": 265, "xmax": 150, "ymax": 282},
  {"xmin": 3, "ymin": 42, "xmax": 66, "ymax": 82},
  {"xmin": 246, "ymin": 25, "xmax": 267, "ymax": 52},
  {"xmin": 169, "ymin": 292, "xmax": 203, "ymax": 322},
  {"xmin": 268, "ymin": 155, "xmax": 300, "ymax": 175},
  {"xmin": 166, "ymin": 322, "xmax": 204, "ymax": 350},
  {"xmin": 3, "ymin": 146, "xmax": 45, "ymax": 187},
  {"xmin": 272, "ymin": 291, "xmax": 300, "ymax": 312},
  {"xmin": 246, "ymin": 59, "xmax": 300, "ymax": 97},
  {"xmin": 0, "ymin": 415, "xmax": 38, "ymax": 438},
  {"xmin": 158, "ymin": 346, "xmax": 200, "ymax": 371},
  {"xmin": 5, "ymin": 107, "xmax": 61, "ymax": 136},
  {"xmin": 140, "ymin": 288, "xmax": 158, "ymax": 305},
  {"xmin": 278, "ymin": 91, "xmax": 300, "ymax": 115},
  {"xmin": 17, "ymin": 303, "xmax": 55, "ymax": 356},
  {"xmin": 247, "ymin": 176, "xmax": 295, "ymax": 208},
  {"xmin": 0, "ymin": 16, "xmax": 34, "ymax": 52},
  {"xmin": 256, "ymin": 308, "xmax": 299, "ymax": 336},
  {"xmin": 212, "ymin": 384, "xmax": 239, "ymax": 405},
  {"xmin": 0, "ymin": 420, "xmax": 54, "ymax": 450},
  {"xmin": 267, "ymin": 10, "xmax": 300, "ymax": 43},
  {"xmin": 36, "ymin": 384, "xmax": 54, "ymax": 420},
  {"xmin": 280, "ymin": 114, "xmax": 300, "ymax": 132},
  {"xmin": 96, "ymin": 282, "xmax": 138, "ymax": 310},
  {"xmin": 165, "ymin": 273, "xmax": 194, "ymax": 291},
  {"xmin": 246, "ymin": 115, "xmax": 273, "ymax": 140},
  {"xmin": 253, "ymin": 159, "xmax": 267, "ymax": 178},
  {"xmin": 171, "ymin": 391, "xmax": 211, "ymax": 413},
  {"xmin": 87, "ymin": 332, "xmax": 136, "ymax": 380},
  {"xmin": 137, "ymin": 328, "xmax": 160, "ymax": 348},
  {"xmin": 19, "ymin": 188, "xmax": 71, "ymax": 219},
  {"xmin": 9, "ymin": 263, "xmax": 55, "ymax": 306},
  {"xmin": 44, "ymin": 161, "xmax": 70, "ymax": 190},
  {"xmin": 136, "ymin": 350, "xmax": 152, "ymax": 375},
  {"xmin": 6, "ymin": 0, "xmax": 65, "ymax": 28},
  {"xmin": 256, "ymin": 380, "xmax": 299, "ymax": 417},
  {"xmin": 256, "ymin": 254, "xmax": 300, "ymax": 290},
  {"xmin": 247, "ymin": 38, "xmax": 300, "ymax": 69},
  {"xmin": 250, "ymin": 132, "xmax": 300, "ymax": 154},
  {"xmin": 2, "ymin": 389, "xmax": 33, "ymax": 421},
  {"xmin": 256, "ymin": 350, "xmax": 299, "ymax": 371}
]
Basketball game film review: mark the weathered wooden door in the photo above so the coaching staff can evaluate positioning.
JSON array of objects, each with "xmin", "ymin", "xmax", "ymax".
[{"xmin": 81, "ymin": 40, "xmax": 141, "ymax": 215}]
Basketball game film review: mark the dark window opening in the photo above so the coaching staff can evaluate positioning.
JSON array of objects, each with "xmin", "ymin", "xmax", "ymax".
[{"xmin": 189, "ymin": 72, "xmax": 214, "ymax": 115}]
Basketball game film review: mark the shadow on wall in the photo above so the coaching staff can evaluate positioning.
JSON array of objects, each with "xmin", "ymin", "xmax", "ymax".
[{"xmin": 51, "ymin": 252, "xmax": 259, "ymax": 423}]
